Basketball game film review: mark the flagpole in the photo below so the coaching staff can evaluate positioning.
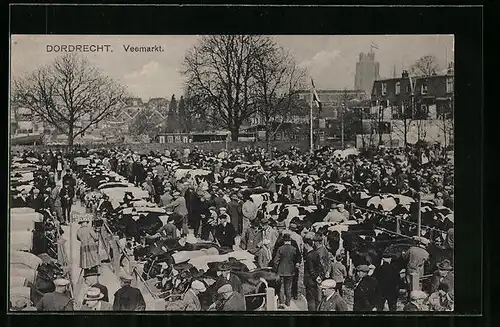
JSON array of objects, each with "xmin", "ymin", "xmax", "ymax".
[{"xmin": 310, "ymin": 87, "xmax": 314, "ymax": 154}]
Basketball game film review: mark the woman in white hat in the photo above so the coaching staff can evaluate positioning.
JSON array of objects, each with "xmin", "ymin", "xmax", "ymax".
[
  {"xmin": 80, "ymin": 287, "xmax": 112, "ymax": 311},
  {"xmin": 76, "ymin": 214, "xmax": 101, "ymax": 276}
]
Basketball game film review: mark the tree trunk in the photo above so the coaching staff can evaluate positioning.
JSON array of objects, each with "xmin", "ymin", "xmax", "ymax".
[
  {"xmin": 265, "ymin": 126, "xmax": 271, "ymax": 154},
  {"xmin": 230, "ymin": 127, "xmax": 239, "ymax": 142},
  {"xmin": 68, "ymin": 124, "xmax": 74, "ymax": 154},
  {"xmin": 404, "ymin": 118, "xmax": 408, "ymax": 150}
]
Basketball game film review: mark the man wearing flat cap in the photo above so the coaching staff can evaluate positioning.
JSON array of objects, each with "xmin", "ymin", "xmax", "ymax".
[
  {"xmin": 272, "ymin": 221, "xmax": 303, "ymax": 300},
  {"xmin": 227, "ymin": 193, "xmax": 243, "ymax": 235},
  {"xmin": 353, "ymin": 265, "xmax": 379, "ymax": 312},
  {"xmin": 209, "ymin": 284, "xmax": 246, "ymax": 311},
  {"xmin": 403, "ymin": 290, "xmax": 428, "ymax": 311},
  {"xmin": 113, "ymin": 273, "xmax": 146, "ymax": 311},
  {"xmin": 36, "ymin": 278, "xmax": 74, "ymax": 311},
  {"xmin": 303, "ymin": 233, "xmax": 323, "ymax": 311},
  {"xmin": 182, "ymin": 280, "xmax": 206, "ymax": 311},
  {"xmin": 404, "ymin": 236, "xmax": 430, "ymax": 296},
  {"xmin": 273, "ymin": 233, "xmax": 301, "ymax": 308},
  {"xmin": 211, "ymin": 262, "xmax": 243, "ymax": 302},
  {"xmin": 317, "ymin": 279, "xmax": 348, "ymax": 311}
]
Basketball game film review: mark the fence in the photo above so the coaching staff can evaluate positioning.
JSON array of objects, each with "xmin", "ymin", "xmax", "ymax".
[{"xmin": 319, "ymin": 194, "xmax": 447, "ymax": 292}]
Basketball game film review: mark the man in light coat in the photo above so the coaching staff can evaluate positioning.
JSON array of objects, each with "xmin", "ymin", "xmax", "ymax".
[
  {"xmin": 241, "ymin": 195, "xmax": 257, "ymax": 234},
  {"xmin": 182, "ymin": 280, "xmax": 206, "ymax": 311},
  {"xmin": 165, "ymin": 190, "xmax": 189, "ymax": 236}
]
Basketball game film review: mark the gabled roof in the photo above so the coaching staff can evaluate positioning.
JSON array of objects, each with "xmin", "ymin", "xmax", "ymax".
[{"xmin": 147, "ymin": 110, "xmax": 165, "ymax": 120}]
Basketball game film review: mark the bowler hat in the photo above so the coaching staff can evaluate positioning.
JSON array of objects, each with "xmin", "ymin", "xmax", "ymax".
[
  {"xmin": 218, "ymin": 262, "xmax": 232, "ymax": 271},
  {"xmin": 276, "ymin": 221, "xmax": 286, "ymax": 228},
  {"xmin": 84, "ymin": 271, "xmax": 101, "ymax": 278},
  {"xmin": 436, "ymin": 259, "xmax": 453, "ymax": 271}
]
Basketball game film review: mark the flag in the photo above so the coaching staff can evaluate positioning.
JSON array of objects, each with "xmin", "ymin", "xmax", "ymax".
[
  {"xmin": 370, "ymin": 42, "xmax": 379, "ymax": 50},
  {"xmin": 311, "ymin": 78, "xmax": 322, "ymax": 112},
  {"xmin": 408, "ymin": 73, "xmax": 415, "ymax": 94}
]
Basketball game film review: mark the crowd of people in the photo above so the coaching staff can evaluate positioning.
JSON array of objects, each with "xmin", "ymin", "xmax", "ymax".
[{"xmin": 10, "ymin": 142, "xmax": 454, "ymax": 312}]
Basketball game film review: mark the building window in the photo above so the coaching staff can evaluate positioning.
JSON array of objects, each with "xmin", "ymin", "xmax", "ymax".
[
  {"xmin": 395, "ymin": 82, "xmax": 401, "ymax": 95},
  {"xmin": 446, "ymin": 77, "xmax": 454, "ymax": 93},
  {"xmin": 421, "ymin": 84, "xmax": 428, "ymax": 95},
  {"xmin": 381, "ymin": 83, "xmax": 387, "ymax": 96}
]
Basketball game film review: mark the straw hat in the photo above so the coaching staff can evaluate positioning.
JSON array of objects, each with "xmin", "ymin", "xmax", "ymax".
[{"xmin": 84, "ymin": 287, "xmax": 104, "ymax": 301}]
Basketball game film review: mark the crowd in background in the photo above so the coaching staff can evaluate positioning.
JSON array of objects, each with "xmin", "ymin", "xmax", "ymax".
[{"xmin": 10, "ymin": 142, "xmax": 454, "ymax": 312}]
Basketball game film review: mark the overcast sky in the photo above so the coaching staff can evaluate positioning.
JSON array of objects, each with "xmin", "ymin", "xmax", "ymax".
[{"xmin": 11, "ymin": 35, "xmax": 453, "ymax": 102}]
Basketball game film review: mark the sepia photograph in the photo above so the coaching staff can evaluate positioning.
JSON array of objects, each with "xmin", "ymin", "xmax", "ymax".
[{"xmin": 9, "ymin": 33, "xmax": 455, "ymax": 313}]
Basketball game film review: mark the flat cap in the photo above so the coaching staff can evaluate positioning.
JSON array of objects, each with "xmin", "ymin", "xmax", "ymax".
[
  {"xmin": 217, "ymin": 284, "xmax": 233, "ymax": 294},
  {"xmin": 409, "ymin": 290, "xmax": 428, "ymax": 300},
  {"xmin": 119, "ymin": 273, "xmax": 133, "ymax": 281},
  {"xmin": 355, "ymin": 265, "xmax": 370, "ymax": 272},
  {"xmin": 319, "ymin": 279, "xmax": 337, "ymax": 289},
  {"xmin": 191, "ymin": 280, "xmax": 207, "ymax": 292},
  {"xmin": 53, "ymin": 278, "xmax": 70, "ymax": 286}
]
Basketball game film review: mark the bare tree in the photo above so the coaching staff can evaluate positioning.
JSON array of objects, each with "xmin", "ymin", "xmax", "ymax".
[
  {"xmin": 182, "ymin": 35, "xmax": 275, "ymax": 141},
  {"xmin": 411, "ymin": 54, "xmax": 440, "ymax": 77},
  {"xmin": 12, "ymin": 53, "xmax": 126, "ymax": 149},
  {"xmin": 253, "ymin": 43, "xmax": 306, "ymax": 152}
]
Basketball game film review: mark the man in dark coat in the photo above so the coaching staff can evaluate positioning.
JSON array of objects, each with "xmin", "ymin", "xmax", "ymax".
[
  {"xmin": 12, "ymin": 189, "xmax": 30, "ymax": 208},
  {"xmin": 272, "ymin": 223, "xmax": 302, "ymax": 300},
  {"xmin": 403, "ymin": 290, "xmax": 427, "ymax": 311},
  {"xmin": 59, "ymin": 183, "xmax": 75, "ymax": 224},
  {"xmin": 353, "ymin": 265, "xmax": 379, "ymax": 312},
  {"xmin": 211, "ymin": 262, "xmax": 243, "ymax": 302},
  {"xmin": 227, "ymin": 194, "xmax": 243, "ymax": 235},
  {"xmin": 273, "ymin": 233, "xmax": 300, "ymax": 307},
  {"xmin": 373, "ymin": 254, "xmax": 400, "ymax": 311},
  {"xmin": 29, "ymin": 188, "xmax": 44, "ymax": 211},
  {"xmin": 36, "ymin": 278, "xmax": 74, "ymax": 311},
  {"xmin": 317, "ymin": 279, "xmax": 349, "ymax": 311},
  {"xmin": 62, "ymin": 169, "xmax": 76, "ymax": 192},
  {"xmin": 97, "ymin": 194, "xmax": 114, "ymax": 216},
  {"xmin": 83, "ymin": 272, "xmax": 109, "ymax": 303},
  {"xmin": 303, "ymin": 235, "xmax": 322, "ymax": 311},
  {"xmin": 214, "ymin": 211, "xmax": 237, "ymax": 248},
  {"xmin": 313, "ymin": 235, "xmax": 331, "ymax": 280},
  {"xmin": 429, "ymin": 259, "xmax": 454, "ymax": 297},
  {"xmin": 113, "ymin": 274, "xmax": 146, "ymax": 311},
  {"xmin": 209, "ymin": 284, "xmax": 246, "ymax": 311},
  {"xmin": 133, "ymin": 161, "xmax": 147, "ymax": 186}
]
